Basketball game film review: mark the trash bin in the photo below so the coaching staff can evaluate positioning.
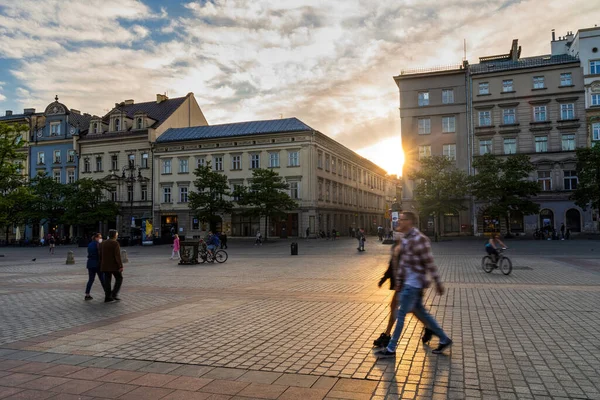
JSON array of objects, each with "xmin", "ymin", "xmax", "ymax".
[{"xmin": 291, "ymin": 242, "xmax": 298, "ymax": 256}]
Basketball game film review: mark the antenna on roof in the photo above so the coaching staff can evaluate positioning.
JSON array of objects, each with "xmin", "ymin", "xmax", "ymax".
[{"xmin": 463, "ymin": 39, "xmax": 467, "ymax": 62}]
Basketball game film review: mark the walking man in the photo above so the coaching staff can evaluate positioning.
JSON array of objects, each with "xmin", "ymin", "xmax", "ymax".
[
  {"xmin": 85, "ymin": 233, "xmax": 104, "ymax": 300},
  {"xmin": 376, "ymin": 212, "xmax": 452, "ymax": 357},
  {"xmin": 100, "ymin": 229, "xmax": 124, "ymax": 303}
]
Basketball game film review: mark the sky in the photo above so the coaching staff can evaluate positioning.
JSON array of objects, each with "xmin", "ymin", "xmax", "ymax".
[{"xmin": 0, "ymin": 0, "xmax": 597, "ymax": 176}]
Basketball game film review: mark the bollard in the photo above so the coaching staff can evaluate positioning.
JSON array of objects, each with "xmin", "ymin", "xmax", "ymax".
[
  {"xmin": 291, "ymin": 242, "xmax": 298, "ymax": 256},
  {"xmin": 121, "ymin": 249, "xmax": 129, "ymax": 263},
  {"xmin": 66, "ymin": 251, "xmax": 75, "ymax": 265}
]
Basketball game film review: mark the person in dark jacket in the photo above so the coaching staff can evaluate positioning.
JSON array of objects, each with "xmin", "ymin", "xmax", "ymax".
[
  {"xmin": 373, "ymin": 238, "xmax": 433, "ymax": 348},
  {"xmin": 85, "ymin": 233, "xmax": 104, "ymax": 300},
  {"xmin": 100, "ymin": 230, "xmax": 124, "ymax": 303}
]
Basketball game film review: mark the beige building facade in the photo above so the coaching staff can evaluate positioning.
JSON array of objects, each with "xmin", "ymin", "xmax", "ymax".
[{"xmin": 153, "ymin": 118, "xmax": 395, "ymax": 240}]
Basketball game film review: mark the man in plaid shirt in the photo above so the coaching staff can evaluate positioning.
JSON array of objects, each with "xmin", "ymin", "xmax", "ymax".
[{"xmin": 376, "ymin": 212, "xmax": 452, "ymax": 357}]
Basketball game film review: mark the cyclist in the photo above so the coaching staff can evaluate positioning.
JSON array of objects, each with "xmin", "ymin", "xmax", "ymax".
[
  {"xmin": 485, "ymin": 233, "xmax": 507, "ymax": 264},
  {"xmin": 206, "ymin": 231, "xmax": 220, "ymax": 258}
]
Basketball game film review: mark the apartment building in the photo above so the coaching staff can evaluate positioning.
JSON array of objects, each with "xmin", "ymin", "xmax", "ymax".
[
  {"xmin": 153, "ymin": 118, "xmax": 394, "ymax": 239},
  {"xmin": 394, "ymin": 65, "xmax": 472, "ymax": 235},
  {"xmin": 76, "ymin": 93, "xmax": 208, "ymax": 240}
]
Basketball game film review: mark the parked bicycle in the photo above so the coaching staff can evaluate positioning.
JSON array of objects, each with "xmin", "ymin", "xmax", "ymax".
[
  {"xmin": 198, "ymin": 239, "xmax": 228, "ymax": 263},
  {"xmin": 481, "ymin": 248, "xmax": 512, "ymax": 275}
]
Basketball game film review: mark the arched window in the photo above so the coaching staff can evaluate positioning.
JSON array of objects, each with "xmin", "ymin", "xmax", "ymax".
[
  {"xmin": 93, "ymin": 122, "xmax": 98, "ymax": 133},
  {"xmin": 136, "ymin": 118, "xmax": 143, "ymax": 129},
  {"xmin": 115, "ymin": 118, "xmax": 120, "ymax": 131}
]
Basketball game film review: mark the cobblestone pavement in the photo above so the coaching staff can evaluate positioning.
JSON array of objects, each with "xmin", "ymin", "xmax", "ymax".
[{"xmin": 0, "ymin": 238, "xmax": 599, "ymax": 399}]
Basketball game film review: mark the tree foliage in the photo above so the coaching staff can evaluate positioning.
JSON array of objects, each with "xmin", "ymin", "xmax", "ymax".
[
  {"xmin": 572, "ymin": 145, "xmax": 600, "ymax": 228},
  {"xmin": 408, "ymin": 156, "xmax": 469, "ymax": 241},
  {"xmin": 470, "ymin": 154, "xmax": 540, "ymax": 233},
  {"xmin": 188, "ymin": 162, "xmax": 234, "ymax": 231},
  {"xmin": 28, "ymin": 173, "xmax": 69, "ymax": 229},
  {"xmin": 62, "ymin": 178, "xmax": 120, "ymax": 235},
  {"xmin": 234, "ymin": 168, "xmax": 297, "ymax": 241}
]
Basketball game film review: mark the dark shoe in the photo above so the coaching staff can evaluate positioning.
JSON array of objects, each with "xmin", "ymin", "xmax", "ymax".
[
  {"xmin": 432, "ymin": 339, "xmax": 453, "ymax": 354},
  {"xmin": 373, "ymin": 333, "xmax": 391, "ymax": 347},
  {"xmin": 375, "ymin": 349, "xmax": 396, "ymax": 358},
  {"xmin": 422, "ymin": 328, "xmax": 433, "ymax": 345},
  {"xmin": 84, "ymin": 295, "xmax": 93, "ymax": 301},
  {"xmin": 104, "ymin": 298, "xmax": 115, "ymax": 303}
]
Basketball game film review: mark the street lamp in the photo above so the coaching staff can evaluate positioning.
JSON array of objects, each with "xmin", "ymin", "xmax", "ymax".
[{"xmin": 121, "ymin": 163, "xmax": 143, "ymax": 244}]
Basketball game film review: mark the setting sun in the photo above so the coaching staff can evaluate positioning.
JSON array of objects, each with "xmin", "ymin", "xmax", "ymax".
[{"xmin": 357, "ymin": 136, "xmax": 404, "ymax": 177}]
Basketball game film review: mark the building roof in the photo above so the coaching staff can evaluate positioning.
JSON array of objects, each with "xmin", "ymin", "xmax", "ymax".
[
  {"xmin": 470, "ymin": 54, "xmax": 579, "ymax": 75},
  {"xmin": 0, "ymin": 113, "xmax": 29, "ymax": 122},
  {"xmin": 103, "ymin": 96, "xmax": 187, "ymax": 128},
  {"xmin": 157, "ymin": 117, "xmax": 314, "ymax": 143},
  {"xmin": 69, "ymin": 113, "xmax": 92, "ymax": 133}
]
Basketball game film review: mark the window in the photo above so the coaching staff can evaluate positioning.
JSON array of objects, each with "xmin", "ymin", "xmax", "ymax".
[
  {"xmin": 127, "ymin": 185, "xmax": 133, "ymax": 202},
  {"xmin": 250, "ymin": 153, "xmax": 260, "ymax": 169},
  {"xmin": 479, "ymin": 139, "xmax": 492, "ymax": 155},
  {"xmin": 288, "ymin": 151, "xmax": 299, "ymax": 166},
  {"xmin": 592, "ymin": 94, "xmax": 600, "ymax": 106},
  {"xmin": 95, "ymin": 156, "xmax": 103, "ymax": 172},
  {"xmin": 67, "ymin": 150, "xmax": 75, "ymax": 163},
  {"xmin": 502, "ymin": 79, "xmax": 513, "ymax": 92},
  {"xmin": 141, "ymin": 185, "xmax": 148, "ymax": 201},
  {"xmin": 325, "ymin": 180, "xmax": 330, "ymax": 201},
  {"xmin": 50, "ymin": 122, "xmax": 60, "ymax": 136},
  {"xmin": 418, "ymin": 91, "xmax": 429, "ymax": 106},
  {"xmin": 443, "ymin": 144, "xmax": 456, "ymax": 160},
  {"xmin": 111, "ymin": 154, "xmax": 118, "ymax": 171},
  {"xmin": 93, "ymin": 122, "xmax": 99, "ymax": 134},
  {"xmin": 53, "ymin": 170, "xmax": 61, "ymax": 183},
  {"xmin": 332, "ymin": 158, "xmax": 336, "ymax": 173},
  {"xmin": 535, "ymin": 136, "xmax": 548, "ymax": 153},
  {"xmin": 289, "ymin": 181, "xmax": 299, "ymax": 199},
  {"xmin": 538, "ymin": 171, "xmax": 552, "ymax": 191},
  {"xmin": 114, "ymin": 118, "xmax": 120, "ymax": 131},
  {"xmin": 141, "ymin": 153, "xmax": 148, "ymax": 168},
  {"xmin": 325, "ymin": 154, "xmax": 330, "ymax": 171},
  {"xmin": 561, "ymin": 134, "xmax": 576, "ymax": 151},
  {"xmin": 53, "ymin": 150, "xmax": 61, "ymax": 164},
  {"xmin": 442, "ymin": 89, "xmax": 454, "ymax": 104},
  {"xmin": 128, "ymin": 154, "xmax": 135, "ymax": 167},
  {"xmin": 213, "ymin": 156, "xmax": 223, "ymax": 171},
  {"xmin": 564, "ymin": 170, "xmax": 578, "ymax": 190},
  {"xmin": 136, "ymin": 118, "xmax": 143, "ymax": 129},
  {"xmin": 162, "ymin": 187, "xmax": 171, "ymax": 203},
  {"xmin": 418, "ymin": 145, "xmax": 431, "ymax": 159},
  {"xmin": 503, "ymin": 108, "xmax": 516, "ymax": 125},
  {"xmin": 318, "ymin": 179, "xmax": 323, "ymax": 200},
  {"xmin": 533, "ymin": 76, "xmax": 545, "ymax": 89},
  {"xmin": 179, "ymin": 158, "xmax": 189, "ymax": 173},
  {"xmin": 442, "ymin": 116, "xmax": 455, "ymax": 133},
  {"xmin": 84, "ymin": 158, "xmax": 90, "ymax": 173},
  {"xmin": 37, "ymin": 152, "xmax": 45, "ymax": 165},
  {"xmin": 179, "ymin": 187, "xmax": 188, "ymax": 203},
  {"xmin": 162, "ymin": 159, "xmax": 171, "ymax": 174},
  {"xmin": 269, "ymin": 152, "xmax": 280, "ymax": 168},
  {"xmin": 533, "ymin": 106, "xmax": 547, "ymax": 122},
  {"xmin": 418, "ymin": 118, "xmax": 431, "ymax": 134},
  {"xmin": 560, "ymin": 73, "xmax": 572, "ymax": 86},
  {"xmin": 560, "ymin": 103, "xmax": 575, "ymax": 120},
  {"xmin": 479, "ymin": 82, "xmax": 489, "ymax": 95},
  {"xmin": 503, "ymin": 138, "xmax": 517, "ymax": 154},
  {"xmin": 196, "ymin": 157, "xmax": 205, "ymax": 169},
  {"xmin": 317, "ymin": 152, "xmax": 323, "ymax": 169},
  {"xmin": 593, "ymin": 123, "xmax": 600, "ymax": 142},
  {"xmin": 232, "ymin": 155, "xmax": 241, "ymax": 170},
  {"xmin": 478, "ymin": 111, "xmax": 491, "ymax": 126},
  {"xmin": 591, "ymin": 60, "xmax": 600, "ymax": 75},
  {"xmin": 67, "ymin": 170, "xmax": 75, "ymax": 184}
]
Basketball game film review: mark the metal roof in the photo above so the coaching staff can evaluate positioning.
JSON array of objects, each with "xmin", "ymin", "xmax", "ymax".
[
  {"xmin": 470, "ymin": 54, "xmax": 579, "ymax": 75},
  {"xmin": 157, "ymin": 117, "xmax": 314, "ymax": 143}
]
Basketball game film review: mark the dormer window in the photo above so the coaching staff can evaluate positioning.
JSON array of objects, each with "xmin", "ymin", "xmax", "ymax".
[
  {"xmin": 115, "ymin": 118, "xmax": 121, "ymax": 131},
  {"xmin": 93, "ymin": 122, "xmax": 99, "ymax": 134},
  {"xmin": 50, "ymin": 122, "xmax": 60, "ymax": 136},
  {"xmin": 136, "ymin": 118, "xmax": 143, "ymax": 129}
]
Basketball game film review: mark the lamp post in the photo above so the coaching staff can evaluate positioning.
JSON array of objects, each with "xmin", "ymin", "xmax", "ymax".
[{"xmin": 121, "ymin": 163, "xmax": 143, "ymax": 244}]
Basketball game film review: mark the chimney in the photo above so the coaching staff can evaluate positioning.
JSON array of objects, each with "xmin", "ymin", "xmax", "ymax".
[
  {"xmin": 5, "ymin": 110, "xmax": 12, "ymax": 116},
  {"xmin": 552, "ymin": 29, "xmax": 556, "ymax": 41},
  {"xmin": 156, "ymin": 94, "xmax": 168, "ymax": 104},
  {"xmin": 123, "ymin": 99, "xmax": 134, "ymax": 105},
  {"xmin": 70, "ymin": 109, "xmax": 81, "ymax": 115},
  {"xmin": 24, "ymin": 108, "xmax": 35, "ymax": 115}
]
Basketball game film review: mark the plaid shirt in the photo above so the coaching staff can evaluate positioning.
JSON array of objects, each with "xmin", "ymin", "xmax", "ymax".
[{"xmin": 395, "ymin": 228, "xmax": 440, "ymax": 290}]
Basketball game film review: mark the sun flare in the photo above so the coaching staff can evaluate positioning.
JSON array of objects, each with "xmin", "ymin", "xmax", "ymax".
[{"xmin": 356, "ymin": 136, "xmax": 404, "ymax": 177}]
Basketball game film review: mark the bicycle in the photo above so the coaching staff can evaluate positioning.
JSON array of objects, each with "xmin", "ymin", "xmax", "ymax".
[
  {"xmin": 198, "ymin": 239, "xmax": 228, "ymax": 263},
  {"xmin": 481, "ymin": 248, "xmax": 512, "ymax": 275}
]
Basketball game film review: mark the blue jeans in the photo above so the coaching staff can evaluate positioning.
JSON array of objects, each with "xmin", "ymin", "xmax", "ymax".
[
  {"xmin": 387, "ymin": 285, "xmax": 450, "ymax": 352},
  {"xmin": 86, "ymin": 268, "xmax": 104, "ymax": 294}
]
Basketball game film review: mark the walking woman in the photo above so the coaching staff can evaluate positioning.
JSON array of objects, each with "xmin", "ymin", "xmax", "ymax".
[
  {"xmin": 170, "ymin": 234, "xmax": 181, "ymax": 260},
  {"xmin": 85, "ymin": 233, "xmax": 104, "ymax": 300}
]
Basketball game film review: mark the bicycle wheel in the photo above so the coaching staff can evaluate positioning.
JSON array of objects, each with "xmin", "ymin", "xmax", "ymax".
[
  {"xmin": 499, "ymin": 256, "xmax": 512, "ymax": 275},
  {"xmin": 481, "ymin": 256, "xmax": 494, "ymax": 273},
  {"xmin": 214, "ymin": 250, "xmax": 228, "ymax": 263},
  {"xmin": 206, "ymin": 252, "xmax": 215, "ymax": 263}
]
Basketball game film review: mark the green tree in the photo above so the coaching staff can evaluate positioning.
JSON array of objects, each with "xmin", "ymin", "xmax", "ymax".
[
  {"xmin": 471, "ymin": 154, "xmax": 540, "ymax": 236},
  {"xmin": 572, "ymin": 145, "xmax": 600, "ymax": 231},
  {"xmin": 62, "ymin": 178, "xmax": 120, "ymax": 236},
  {"xmin": 234, "ymin": 168, "xmax": 297, "ymax": 241},
  {"xmin": 188, "ymin": 162, "xmax": 234, "ymax": 232},
  {"xmin": 28, "ymin": 173, "xmax": 69, "ymax": 232},
  {"xmin": 408, "ymin": 156, "xmax": 469, "ymax": 242}
]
